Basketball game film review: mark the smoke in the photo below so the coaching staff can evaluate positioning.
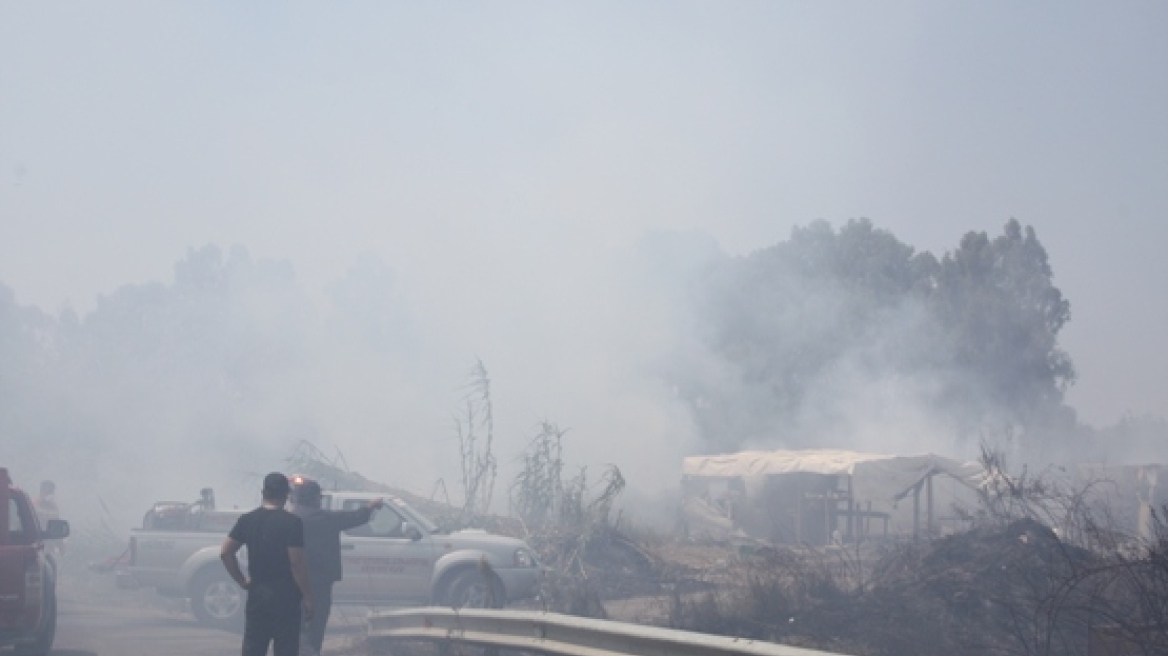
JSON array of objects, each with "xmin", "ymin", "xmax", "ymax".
[
  {"xmin": 1, "ymin": 217, "xmax": 1163, "ymax": 549},
  {"xmin": 2, "ymin": 3, "xmax": 1166, "ymax": 542},
  {"xmin": 0, "ymin": 240, "xmax": 709, "ymax": 535},
  {"xmin": 652, "ymin": 219, "xmax": 1097, "ymax": 466}
]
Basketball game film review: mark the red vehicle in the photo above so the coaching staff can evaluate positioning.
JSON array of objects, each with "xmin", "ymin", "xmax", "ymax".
[{"xmin": 0, "ymin": 468, "xmax": 69, "ymax": 656}]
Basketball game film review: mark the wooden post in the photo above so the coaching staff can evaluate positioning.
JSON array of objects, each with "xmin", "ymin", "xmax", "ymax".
[
  {"xmin": 795, "ymin": 475, "xmax": 803, "ymax": 544},
  {"xmin": 926, "ymin": 473, "xmax": 934, "ymax": 537},
  {"xmin": 847, "ymin": 475, "xmax": 855, "ymax": 543},
  {"xmin": 912, "ymin": 482, "xmax": 921, "ymax": 542},
  {"xmin": 824, "ymin": 484, "xmax": 830, "ymax": 545},
  {"xmin": 865, "ymin": 500, "xmax": 872, "ymax": 540}
]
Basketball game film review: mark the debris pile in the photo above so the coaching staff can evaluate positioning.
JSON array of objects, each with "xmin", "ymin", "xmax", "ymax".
[{"xmin": 285, "ymin": 441, "xmax": 524, "ymax": 533}]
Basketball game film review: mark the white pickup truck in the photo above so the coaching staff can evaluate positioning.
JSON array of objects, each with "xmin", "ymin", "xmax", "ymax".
[{"xmin": 118, "ymin": 492, "xmax": 542, "ymax": 629}]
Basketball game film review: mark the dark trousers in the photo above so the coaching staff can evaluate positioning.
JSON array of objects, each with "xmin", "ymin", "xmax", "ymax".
[
  {"xmin": 242, "ymin": 583, "xmax": 302, "ymax": 656},
  {"xmin": 303, "ymin": 580, "xmax": 333, "ymax": 654}
]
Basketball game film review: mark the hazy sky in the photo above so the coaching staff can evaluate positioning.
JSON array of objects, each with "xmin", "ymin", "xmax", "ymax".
[{"xmin": 2, "ymin": 1, "xmax": 1166, "ymax": 441}]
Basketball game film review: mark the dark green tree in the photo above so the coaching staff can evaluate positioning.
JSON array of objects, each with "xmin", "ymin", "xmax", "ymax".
[
  {"xmin": 929, "ymin": 219, "xmax": 1075, "ymax": 440},
  {"xmin": 680, "ymin": 219, "xmax": 1074, "ymax": 454}
]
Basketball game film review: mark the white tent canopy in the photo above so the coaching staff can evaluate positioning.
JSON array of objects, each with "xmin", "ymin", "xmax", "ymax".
[{"xmin": 683, "ymin": 448, "xmax": 986, "ymax": 510}]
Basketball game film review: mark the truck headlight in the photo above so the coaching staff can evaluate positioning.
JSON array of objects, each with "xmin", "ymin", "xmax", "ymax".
[{"xmin": 513, "ymin": 548, "xmax": 537, "ymax": 568}]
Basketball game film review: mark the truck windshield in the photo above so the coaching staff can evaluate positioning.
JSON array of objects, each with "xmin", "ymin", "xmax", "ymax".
[
  {"xmin": 338, "ymin": 497, "xmax": 439, "ymax": 534},
  {"xmin": 8, "ymin": 498, "xmax": 28, "ymax": 544},
  {"xmin": 389, "ymin": 498, "xmax": 440, "ymax": 533}
]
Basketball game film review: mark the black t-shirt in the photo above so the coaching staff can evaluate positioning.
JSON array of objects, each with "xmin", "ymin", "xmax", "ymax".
[{"xmin": 228, "ymin": 506, "xmax": 304, "ymax": 595}]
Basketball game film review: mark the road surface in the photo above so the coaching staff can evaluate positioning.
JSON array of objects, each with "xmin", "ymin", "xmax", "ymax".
[
  {"xmin": 49, "ymin": 571, "xmax": 367, "ymax": 656},
  {"xmin": 46, "ymin": 569, "xmax": 673, "ymax": 656}
]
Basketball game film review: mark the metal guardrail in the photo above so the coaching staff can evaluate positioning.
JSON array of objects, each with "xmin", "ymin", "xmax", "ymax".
[{"xmin": 367, "ymin": 607, "xmax": 846, "ymax": 656}]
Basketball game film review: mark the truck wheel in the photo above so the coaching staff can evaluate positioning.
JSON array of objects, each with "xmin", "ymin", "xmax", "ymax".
[
  {"xmin": 190, "ymin": 568, "xmax": 245, "ymax": 630},
  {"xmin": 15, "ymin": 588, "xmax": 56, "ymax": 656},
  {"xmin": 441, "ymin": 568, "xmax": 505, "ymax": 609}
]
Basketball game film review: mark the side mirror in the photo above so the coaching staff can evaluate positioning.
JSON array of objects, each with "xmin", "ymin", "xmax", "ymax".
[
  {"xmin": 401, "ymin": 522, "xmax": 422, "ymax": 542},
  {"xmin": 42, "ymin": 519, "xmax": 69, "ymax": 540}
]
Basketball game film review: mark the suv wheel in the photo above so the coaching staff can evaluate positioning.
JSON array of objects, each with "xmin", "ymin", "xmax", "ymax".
[
  {"xmin": 190, "ymin": 568, "xmax": 245, "ymax": 630},
  {"xmin": 442, "ymin": 568, "xmax": 504, "ymax": 609}
]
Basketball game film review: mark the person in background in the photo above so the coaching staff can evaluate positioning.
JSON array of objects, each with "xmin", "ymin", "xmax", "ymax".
[
  {"xmin": 290, "ymin": 479, "xmax": 383, "ymax": 656},
  {"xmin": 34, "ymin": 481, "xmax": 58, "ymax": 520},
  {"xmin": 34, "ymin": 480, "xmax": 63, "ymax": 556},
  {"xmin": 197, "ymin": 487, "xmax": 216, "ymax": 511},
  {"xmin": 221, "ymin": 473, "xmax": 315, "ymax": 656}
]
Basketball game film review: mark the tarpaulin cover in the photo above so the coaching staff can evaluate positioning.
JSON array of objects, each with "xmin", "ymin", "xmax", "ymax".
[{"xmin": 683, "ymin": 448, "xmax": 986, "ymax": 507}]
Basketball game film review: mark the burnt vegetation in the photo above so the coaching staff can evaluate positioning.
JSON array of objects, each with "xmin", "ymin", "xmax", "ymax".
[
  {"xmin": 508, "ymin": 420, "xmax": 650, "ymax": 618},
  {"xmin": 246, "ymin": 438, "xmax": 1168, "ymax": 656},
  {"xmin": 658, "ymin": 449, "xmax": 1168, "ymax": 656}
]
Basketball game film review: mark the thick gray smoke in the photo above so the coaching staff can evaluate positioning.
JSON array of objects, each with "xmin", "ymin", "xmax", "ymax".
[
  {"xmin": 3, "ymin": 3, "xmax": 1167, "ymax": 544},
  {"xmin": 648, "ymin": 219, "xmax": 1107, "ymax": 465},
  {"xmin": 0, "ymin": 219, "xmax": 1162, "ymax": 541},
  {"xmin": 2, "ymin": 246, "xmax": 432, "ymax": 527},
  {"xmin": 0, "ymin": 242, "xmax": 702, "ymax": 533}
]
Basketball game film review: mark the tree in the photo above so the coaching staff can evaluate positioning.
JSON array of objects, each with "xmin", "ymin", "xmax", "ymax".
[
  {"xmin": 679, "ymin": 219, "xmax": 1075, "ymax": 454},
  {"xmin": 0, "ymin": 283, "xmax": 68, "ymax": 460}
]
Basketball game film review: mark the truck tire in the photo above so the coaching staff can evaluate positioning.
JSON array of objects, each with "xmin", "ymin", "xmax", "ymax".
[
  {"xmin": 190, "ymin": 568, "xmax": 245, "ymax": 630},
  {"xmin": 15, "ymin": 588, "xmax": 56, "ymax": 656},
  {"xmin": 440, "ymin": 567, "xmax": 505, "ymax": 609}
]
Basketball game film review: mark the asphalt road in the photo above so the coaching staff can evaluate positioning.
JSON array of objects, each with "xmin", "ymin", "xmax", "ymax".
[
  {"xmin": 48, "ymin": 572, "xmax": 368, "ymax": 656},
  {"xmin": 51, "ymin": 594, "xmax": 237, "ymax": 656},
  {"xmin": 44, "ymin": 569, "xmax": 671, "ymax": 656}
]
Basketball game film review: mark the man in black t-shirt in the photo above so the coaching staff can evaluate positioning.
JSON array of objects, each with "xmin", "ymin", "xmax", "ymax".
[
  {"xmin": 222, "ymin": 473, "xmax": 315, "ymax": 656},
  {"xmin": 290, "ymin": 480, "xmax": 384, "ymax": 655}
]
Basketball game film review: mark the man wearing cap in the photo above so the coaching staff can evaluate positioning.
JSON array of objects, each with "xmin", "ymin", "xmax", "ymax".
[
  {"xmin": 290, "ymin": 480, "xmax": 383, "ymax": 656},
  {"xmin": 221, "ymin": 473, "xmax": 315, "ymax": 656}
]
